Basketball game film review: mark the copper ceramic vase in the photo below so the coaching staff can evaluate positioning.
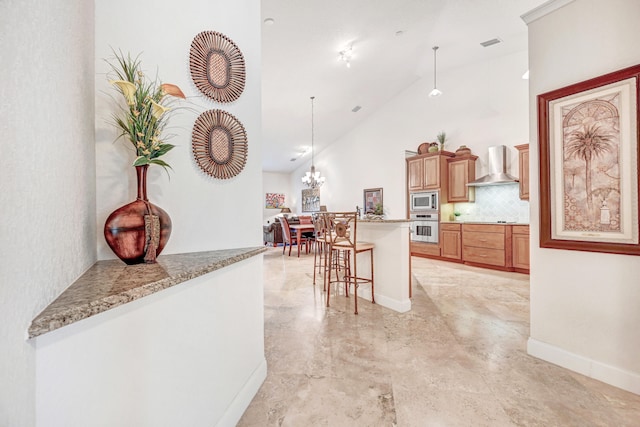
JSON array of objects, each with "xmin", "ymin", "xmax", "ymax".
[{"xmin": 104, "ymin": 165, "xmax": 172, "ymax": 264}]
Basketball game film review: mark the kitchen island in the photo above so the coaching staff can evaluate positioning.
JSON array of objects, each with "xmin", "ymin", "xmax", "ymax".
[{"xmin": 353, "ymin": 218, "xmax": 412, "ymax": 313}]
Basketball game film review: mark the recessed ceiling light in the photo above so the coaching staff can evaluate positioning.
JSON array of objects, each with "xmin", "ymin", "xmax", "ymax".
[
  {"xmin": 263, "ymin": 18, "xmax": 275, "ymax": 25},
  {"xmin": 480, "ymin": 38, "xmax": 502, "ymax": 47},
  {"xmin": 352, "ymin": 105, "xmax": 362, "ymax": 112}
]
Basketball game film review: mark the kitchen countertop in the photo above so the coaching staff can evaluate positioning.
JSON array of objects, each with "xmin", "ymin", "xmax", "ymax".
[
  {"xmin": 28, "ymin": 246, "xmax": 266, "ymax": 339},
  {"xmin": 441, "ymin": 221, "xmax": 530, "ymax": 225},
  {"xmin": 359, "ymin": 218, "xmax": 412, "ymax": 223}
]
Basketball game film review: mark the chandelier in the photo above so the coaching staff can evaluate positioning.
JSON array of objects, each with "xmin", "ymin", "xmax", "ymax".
[{"xmin": 301, "ymin": 96, "xmax": 325, "ymax": 188}]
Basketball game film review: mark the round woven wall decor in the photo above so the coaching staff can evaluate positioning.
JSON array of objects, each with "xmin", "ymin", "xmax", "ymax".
[
  {"xmin": 192, "ymin": 109, "xmax": 248, "ymax": 179},
  {"xmin": 189, "ymin": 31, "xmax": 246, "ymax": 103}
]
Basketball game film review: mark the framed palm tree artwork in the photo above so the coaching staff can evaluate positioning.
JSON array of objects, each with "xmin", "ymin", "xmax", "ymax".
[{"xmin": 538, "ymin": 64, "xmax": 640, "ymax": 255}]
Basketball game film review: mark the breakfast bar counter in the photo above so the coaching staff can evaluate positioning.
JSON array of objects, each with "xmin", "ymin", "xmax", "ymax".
[{"xmin": 355, "ymin": 218, "xmax": 412, "ymax": 313}]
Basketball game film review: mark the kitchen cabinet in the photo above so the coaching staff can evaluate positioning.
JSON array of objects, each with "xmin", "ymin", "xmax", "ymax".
[
  {"xmin": 440, "ymin": 223, "xmax": 462, "ymax": 260},
  {"xmin": 410, "ymin": 241, "xmax": 440, "ymax": 258},
  {"xmin": 406, "ymin": 152, "xmax": 455, "ymax": 198},
  {"xmin": 412, "ymin": 222, "xmax": 530, "ymax": 274},
  {"xmin": 515, "ymin": 144, "xmax": 529, "ymax": 200},
  {"xmin": 447, "ymin": 154, "xmax": 477, "ymax": 203},
  {"xmin": 462, "ymin": 223, "xmax": 511, "ymax": 268},
  {"xmin": 512, "ymin": 225, "xmax": 530, "ymax": 272},
  {"xmin": 407, "ymin": 157, "xmax": 424, "ymax": 192}
]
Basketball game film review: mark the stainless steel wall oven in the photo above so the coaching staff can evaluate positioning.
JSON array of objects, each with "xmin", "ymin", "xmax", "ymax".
[{"xmin": 410, "ymin": 212, "xmax": 439, "ymax": 244}]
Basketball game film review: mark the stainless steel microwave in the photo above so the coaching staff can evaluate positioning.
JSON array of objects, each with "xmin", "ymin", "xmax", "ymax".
[{"xmin": 410, "ymin": 191, "xmax": 438, "ymax": 211}]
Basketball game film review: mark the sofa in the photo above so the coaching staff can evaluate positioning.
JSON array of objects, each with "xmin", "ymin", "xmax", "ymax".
[{"xmin": 263, "ymin": 218, "xmax": 284, "ymax": 247}]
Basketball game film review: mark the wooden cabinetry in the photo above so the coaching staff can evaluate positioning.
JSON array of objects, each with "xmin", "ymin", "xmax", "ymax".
[
  {"xmin": 406, "ymin": 152, "xmax": 455, "ymax": 199},
  {"xmin": 412, "ymin": 223, "xmax": 530, "ymax": 274},
  {"xmin": 440, "ymin": 223, "xmax": 462, "ymax": 260},
  {"xmin": 447, "ymin": 155, "xmax": 478, "ymax": 203},
  {"xmin": 423, "ymin": 156, "xmax": 444, "ymax": 189},
  {"xmin": 512, "ymin": 225, "xmax": 530, "ymax": 272},
  {"xmin": 515, "ymin": 144, "xmax": 529, "ymax": 200},
  {"xmin": 462, "ymin": 224, "xmax": 511, "ymax": 268},
  {"xmin": 410, "ymin": 241, "xmax": 440, "ymax": 257},
  {"xmin": 407, "ymin": 157, "xmax": 424, "ymax": 192}
]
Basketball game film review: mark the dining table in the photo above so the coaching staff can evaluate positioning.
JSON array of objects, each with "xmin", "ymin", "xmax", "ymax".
[{"xmin": 288, "ymin": 223, "xmax": 315, "ymax": 257}]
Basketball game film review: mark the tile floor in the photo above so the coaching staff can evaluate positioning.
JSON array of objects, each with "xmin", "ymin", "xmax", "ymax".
[{"xmin": 237, "ymin": 247, "xmax": 640, "ymax": 426}]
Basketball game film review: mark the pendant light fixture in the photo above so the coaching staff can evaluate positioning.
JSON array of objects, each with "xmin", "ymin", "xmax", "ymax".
[
  {"xmin": 429, "ymin": 46, "xmax": 442, "ymax": 97},
  {"xmin": 301, "ymin": 96, "xmax": 325, "ymax": 188}
]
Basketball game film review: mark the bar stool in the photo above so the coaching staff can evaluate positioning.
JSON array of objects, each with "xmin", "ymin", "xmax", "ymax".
[
  {"xmin": 325, "ymin": 211, "xmax": 375, "ymax": 314},
  {"xmin": 312, "ymin": 213, "xmax": 329, "ymax": 286},
  {"xmin": 313, "ymin": 212, "xmax": 342, "ymax": 291}
]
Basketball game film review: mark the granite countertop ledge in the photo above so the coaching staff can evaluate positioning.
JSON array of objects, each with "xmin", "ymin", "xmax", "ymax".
[{"xmin": 28, "ymin": 246, "xmax": 266, "ymax": 339}]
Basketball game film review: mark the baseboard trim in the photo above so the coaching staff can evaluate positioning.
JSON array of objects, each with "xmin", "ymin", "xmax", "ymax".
[
  {"xmin": 374, "ymin": 293, "xmax": 411, "ymax": 313},
  {"xmin": 527, "ymin": 338, "xmax": 640, "ymax": 395},
  {"xmin": 216, "ymin": 357, "xmax": 267, "ymax": 427}
]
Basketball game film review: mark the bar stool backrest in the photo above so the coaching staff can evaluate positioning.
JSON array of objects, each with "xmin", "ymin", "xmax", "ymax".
[{"xmin": 326, "ymin": 212, "xmax": 357, "ymax": 249}]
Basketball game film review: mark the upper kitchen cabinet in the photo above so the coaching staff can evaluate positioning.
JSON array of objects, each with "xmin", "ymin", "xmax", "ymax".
[
  {"xmin": 407, "ymin": 156, "xmax": 425, "ymax": 192},
  {"xmin": 406, "ymin": 151, "xmax": 455, "ymax": 197},
  {"xmin": 515, "ymin": 144, "xmax": 529, "ymax": 200},
  {"xmin": 447, "ymin": 153, "xmax": 478, "ymax": 203}
]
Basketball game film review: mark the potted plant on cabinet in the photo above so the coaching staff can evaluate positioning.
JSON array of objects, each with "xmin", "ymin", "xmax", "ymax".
[{"xmin": 437, "ymin": 131, "xmax": 447, "ymax": 151}]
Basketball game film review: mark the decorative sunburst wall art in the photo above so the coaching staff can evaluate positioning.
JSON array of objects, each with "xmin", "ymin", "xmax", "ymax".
[
  {"xmin": 192, "ymin": 109, "xmax": 248, "ymax": 179},
  {"xmin": 189, "ymin": 30, "xmax": 246, "ymax": 103}
]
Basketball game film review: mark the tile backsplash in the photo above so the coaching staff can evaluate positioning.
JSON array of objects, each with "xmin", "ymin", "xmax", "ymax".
[{"xmin": 453, "ymin": 184, "xmax": 530, "ymax": 223}]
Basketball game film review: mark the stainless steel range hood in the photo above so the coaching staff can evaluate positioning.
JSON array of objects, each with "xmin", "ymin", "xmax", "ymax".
[{"xmin": 467, "ymin": 145, "xmax": 519, "ymax": 187}]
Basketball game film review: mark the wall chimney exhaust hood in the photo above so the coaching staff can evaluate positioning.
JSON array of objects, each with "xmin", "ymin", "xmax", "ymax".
[{"xmin": 467, "ymin": 145, "xmax": 519, "ymax": 186}]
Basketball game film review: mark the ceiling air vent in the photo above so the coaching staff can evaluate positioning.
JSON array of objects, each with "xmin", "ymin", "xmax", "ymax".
[{"xmin": 480, "ymin": 38, "xmax": 502, "ymax": 47}]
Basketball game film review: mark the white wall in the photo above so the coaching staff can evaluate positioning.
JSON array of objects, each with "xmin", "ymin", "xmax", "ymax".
[
  {"xmin": 35, "ymin": 256, "xmax": 265, "ymax": 427},
  {"xmin": 0, "ymin": 1, "xmax": 96, "ymax": 425},
  {"xmin": 95, "ymin": 0, "xmax": 262, "ymax": 257},
  {"xmin": 527, "ymin": 0, "xmax": 640, "ymax": 394},
  {"xmin": 291, "ymin": 49, "xmax": 530, "ymax": 218},
  {"xmin": 0, "ymin": 0, "xmax": 262, "ymax": 424},
  {"xmin": 262, "ymin": 171, "xmax": 291, "ymax": 224}
]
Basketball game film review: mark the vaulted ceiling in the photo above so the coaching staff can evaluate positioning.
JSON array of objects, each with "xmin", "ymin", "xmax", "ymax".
[{"xmin": 261, "ymin": 0, "xmax": 546, "ymax": 173}]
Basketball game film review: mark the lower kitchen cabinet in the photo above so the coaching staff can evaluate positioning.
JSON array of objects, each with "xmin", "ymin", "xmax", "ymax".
[
  {"xmin": 462, "ymin": 224, "xmax": 509, "ymax": 268},
  {"xmin": 512, "ymin": 225, "xmax": 530, "ymax": 272},
  {"xmin": 411, "ymin": 223, "xmax": 530, "ymax": 274},
  {"xmin": 410, "ymin": 241, "xmax": 440, "ymax": 257},
  {"xmin": 440, "ymin": 223, "xmax": 462, "ymax": 260}
]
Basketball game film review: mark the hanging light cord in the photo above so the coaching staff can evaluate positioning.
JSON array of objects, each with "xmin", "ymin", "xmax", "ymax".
[
  {"xmin": 310, "ymin": 96, "xmax": 315, "ymax": 167},
  {"xmin": 433, "ymin": 46, "xmax": 439, "ymax": 89}
]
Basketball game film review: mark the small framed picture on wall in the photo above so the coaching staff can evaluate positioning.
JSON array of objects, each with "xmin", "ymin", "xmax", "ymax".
[{"xmin": 265, "ymin": 193, "xmax": 285, "ymax": 209}]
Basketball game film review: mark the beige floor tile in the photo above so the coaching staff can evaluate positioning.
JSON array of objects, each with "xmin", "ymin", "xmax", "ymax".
[{"xmin": 237, "ymin": 247, "xmax": 640, "ymax": 426}]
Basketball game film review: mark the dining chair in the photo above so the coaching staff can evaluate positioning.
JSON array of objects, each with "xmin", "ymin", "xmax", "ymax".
[
  {"xmin": 280, "ymin": 215, "xmax": 309, "ymax": 257},
  {"xmin": 324, "ymin": 211, "xmax": 375, "ymax": 314}
]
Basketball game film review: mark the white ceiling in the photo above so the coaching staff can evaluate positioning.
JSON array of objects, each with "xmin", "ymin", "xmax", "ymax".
[{"xmin": 261, "ymin": 0, "xmax": 546, "ymax": 173}]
